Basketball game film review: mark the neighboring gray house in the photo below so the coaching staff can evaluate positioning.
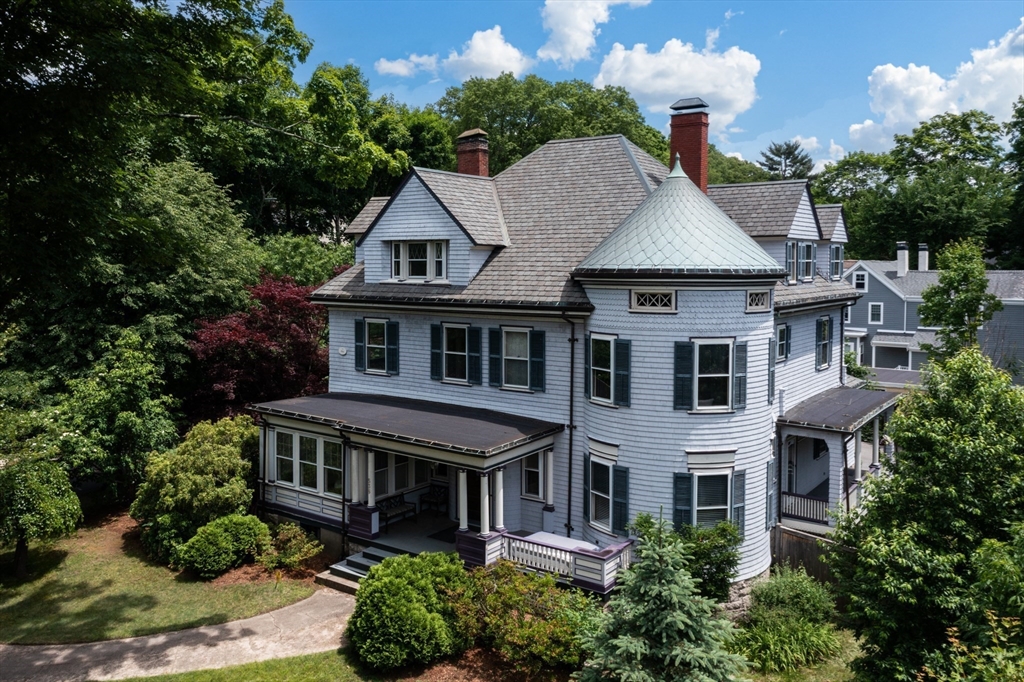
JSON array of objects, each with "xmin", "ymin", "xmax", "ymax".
[
  {"xmin": 844, "ymin": 244, "xmax": 1024, "ymax": 376},
  {"xmin": 249, "ymin": 99, "xmax": 896, "ymax": 595}
]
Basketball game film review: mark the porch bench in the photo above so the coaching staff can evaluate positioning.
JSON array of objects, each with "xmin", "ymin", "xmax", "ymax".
[
  {"xmin": 419, "ymin": 483, "xmax": 449, "ymax": 516},
  {"xmin": 377, "ymin": 493, "xmax": 416, "ymax": 532}
]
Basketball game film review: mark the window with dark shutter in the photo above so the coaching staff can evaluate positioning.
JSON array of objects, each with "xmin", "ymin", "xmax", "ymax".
[
  {"xmin": 354, "ymin": 319, "xmax": 365, "ymax": 372},
  {"xmin": 766, "ymin": 458, "xmax": 777, "ymax": 530},
  {"xmin": 812, "ymin": 243, "xmax": 818, "ymax": 277},
  {"xmin": 785, "ymin": 324, "xmax": 792, "ymax": 358},
  {"xmin": 584, "ymin": 333, "xmax": 591, "ymax": 399},
  {"xmin": 674, "ymin": 342, "xmax": 694, "ymax": 411},
  {"xmin": 613, "ymin": 339, "xmax": 630, "ymax": 407},
  {"xmin": 673, "ymin": 472, "xmax": 693, "ymax": 529},
  {"xmin": 385, "ymin": 321, "xmax": 399, "ymax": 375},
  {"xmin": 612, "ymin": 465, "xmax": 629, "ymax": 535},
  {"xmin": 529, "ymin": 330, "xmax": 545, "ymax": 392},
  {"xmin": 768, "ymin": 337, "xmax": 776, "ymax": 404},
  {"xmin": 488, "ymin": 328, "xmax": 502, "ymax": 387},
  {"xmin": 827, "ymin": 315, "xmax": 834, "ymax": 366},
  {"xmin": 583, "ymin": 452, "xmax": 591, "ymax": 521},
  {"xmin": 733, "ymin": 342, "xmax": 747, "ymax": 409},
  {"xmin": 785, "ymin": 241, "xmax": 795, "ymax": 283},
  {"xmin": 430, "ymin": 324, "xmax": 442, "ymax": 380},
  {"xmin": 467, "ymin": 327, "xmax": 482, "ymax": 385},
  {"xmin": 732, "ymin": 470, "xmax": 746, "ymax": 538}
]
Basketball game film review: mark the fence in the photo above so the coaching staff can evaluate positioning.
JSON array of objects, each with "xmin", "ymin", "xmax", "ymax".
[{"xmin": 771, "ymin": 525, "xmax": 835, "ymax": 584}]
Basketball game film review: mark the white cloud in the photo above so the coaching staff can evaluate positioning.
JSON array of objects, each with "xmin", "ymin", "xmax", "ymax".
[
  {"xmin": 792, "ymin": 135, "xmax": 820, "ymax": 151},
  {"xmin": 724, "ymin": 9, "xmax": 742, "ymax": 21},
  {"xmin": 594, "ymin": 38, "xmax": 761, "ymax": 135},
  {"xmin": 828, "ymin": 139, "xmax": 845, "ymax": 160},
  {"xmin": 374, "ymin": 53, "xmax": 438, "ymax": 78},
  {"xmin": 537, "ymin": 0, "xmax": 651, "ymax": 69},
  {"xmin": 705, "ymin": 28, "xmax": 720, "ymax": 51},
  {"xmin": 444, "ymin": 26, "xmax": 533, "ymax": 80},
  {"xmin": 726, "ymin": 151, "xmax": 745, "ymax": 160},
  {"xmin": 850, "ymin": 18, "xmax": 1024, "ymax": 150}
]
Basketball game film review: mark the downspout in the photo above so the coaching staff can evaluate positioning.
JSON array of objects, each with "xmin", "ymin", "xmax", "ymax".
[
  {"xmin": 252, "ymin": 414, "xmax": 267, "ymax": 516},
  {"xmin": 337, "ymin": 430, "xmax": 352, "ymax": 557},
  {"xmin": 561, "ymin": 313, "xmax": 577, "ymax": 537}
]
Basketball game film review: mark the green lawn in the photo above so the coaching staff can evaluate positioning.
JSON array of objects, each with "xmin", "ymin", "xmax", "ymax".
[{"xmin": 0, "ymin": 514, "xmax": 314, "ymax": 644}]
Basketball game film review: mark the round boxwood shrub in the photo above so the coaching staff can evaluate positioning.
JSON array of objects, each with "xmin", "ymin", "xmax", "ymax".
[
  {"xmin": 174, "ymin": 513, "xmax": 270, "ymax": 579},
  {"xmin": 347, "ymin": 552, "xmax": 470, "ymax": 671}
]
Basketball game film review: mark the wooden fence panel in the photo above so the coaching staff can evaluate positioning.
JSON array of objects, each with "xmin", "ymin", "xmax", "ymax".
[{"xmin": 771, "ymin": 525, "xmax": 835, "ymax": 584}]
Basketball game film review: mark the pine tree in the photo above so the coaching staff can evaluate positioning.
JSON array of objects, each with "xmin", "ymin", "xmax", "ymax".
[
  {"xmin": 576, "ymin": 517, "xmax": 748, "ymax": 682},
  {"xmin": 758, "ymin": 140, "xmax": 813, "ymax": 180}
]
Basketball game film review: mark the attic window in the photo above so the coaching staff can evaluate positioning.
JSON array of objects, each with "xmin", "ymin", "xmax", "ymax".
[
  {"xmin": 746, "ymin": 290, "xmax": 771, "ymax": 313},
  {"xmin": 391, "ymin": 241, "xmax": 447, "ymax": 281},
  {"xmin": 630, "ymin": 291, "xmax": 675, "ymax": 313}
]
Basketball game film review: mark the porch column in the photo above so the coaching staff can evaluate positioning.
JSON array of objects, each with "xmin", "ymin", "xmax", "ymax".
[
  {"xmin": 493, "ymin": 468, "xmax": 505, "ymax": 531},
  {"xmin": 349, "ymin": 447, "xmax": 360, "ymax": 503},
  {"xmin": 854, "ymin": 430, "xmax": 863, "ymax": 483},
  {"xmin": 872, "ymin": 417, "xmax": 880, "ymax": 467},
  {"xmin": 366, "ymin": 448, "xmax": 376, "ymax": 508},
  {"xmin": 544, "ymin": 450, "xmax": 555, "ymax": 509},
  {"xmin": 479, "ymin": 472, "xmax": 491, "ymax": 536},
  {"xmin": 458, "ymin": 469, "xmax": 468, "ymax": 531}
]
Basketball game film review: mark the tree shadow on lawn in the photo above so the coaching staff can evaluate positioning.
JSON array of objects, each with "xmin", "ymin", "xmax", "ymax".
[{"xmin": 0, "ymin": 545, "xmax": 70, "ymax": 592}]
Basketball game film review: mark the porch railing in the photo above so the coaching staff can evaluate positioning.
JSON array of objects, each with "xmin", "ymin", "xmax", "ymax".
[
  {"xmin": 501, "ymin": 534, "xmax": 633, "ymax": 594},
  {"xmin": 781, "ymin": 491, "xmax": 829, "ymax": 524}
]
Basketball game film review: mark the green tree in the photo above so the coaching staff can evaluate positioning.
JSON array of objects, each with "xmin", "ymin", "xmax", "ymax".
[
  {"xmin": 919, "ymin": 240, "xmax": 1003, "ymax": 360},
  {"xmin": 996, "ymin": 96, "xmax": 1024, "ymax": 269},
  {"xmin": 826, "ymin": 348, "xmax": 1024, "ymax": 680},
  {"xmin": 260, "ymin": 234, "xmax": 353, "ymax": 286},
  {"xmin": 0, "ymin": 455, "xmax": 82, "ymax": 579},
  {"xmin": 889, "ymin": 110, "xmax": 1004, "ymax": 177},
  {"xmin": 576, "ymin": 517, "xmax": 747, "ymax": 682},
  {"xmin": 708, "ymin": 144, "xmax": 771, "ymax": 185},
  {"xmin": 758, "ymin": 140, "xmax": 813, "ymax": 179},
  {"xmin": 130, "ymin": 416, "xmax": 258, "ymax": 562}
]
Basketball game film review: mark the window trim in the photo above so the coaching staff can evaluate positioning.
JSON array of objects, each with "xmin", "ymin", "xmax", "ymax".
[
  {"xmin": 275, "ymin": 430, "xmax": 295, "ymax": 486},
  {"xmin": 843, "ymin": 306, "xmax": 851, "ymax": 324},
  {"xmin": 364, "ymin": 318, "xmax": 389, "ymax": 375},
  {"xmin": 775, "ymin": 325, "xmax": 789, "ymax": 363},
  {"xmin": 442, "ymin": 323, "xmax": 470, "ymax": 383},
  {"xmin": 588, "ymin": 454, "xmax": 614, "ymax": 532},
  {"xmin": 798, "ymin": 242, "xmax": 814, "ymax": 281},
  {"xmin": 297, "ymin": 434, "xmax": 319, "ymax": 492},
  {"xmin": 854, "ymin": 272, "xmax": 868, "ymax": 291},
  {"xmin": 693, "ymin": 337, "xmax": 733, "ymax": 413},
  {"xmin": 322, "ymin": 438, "xmax": 345, "ymax": 499},
  {"xmin": 273, "ymin": 430, "xmax": 348, "ymax": 497},
  {"xmin": 868, "ymin": 302, "xmax": 883, "ymax": 325},
  {"xmin": 389, "ymin": 241, "xmax": 448, "ymax": 283},
  {"xmin": 502, "ymin": 327, "xmax": 531, "ymax": 390},
  {"xmin": 816, "ymin": 316, "xmax": 833, "ymax": 370},
  {"xmin": 830, "ymin": 244, "xmax": 844, "ymax": 280},
  {"xmin": 629, "ymin": 290, "xmax": 676, "ymax": 314},
  {"xmin": 692, "ymin": 469, "xmax": 732, "ymax": 528},
  {"xmin": 589, "ymin": 333, "xmax": 616, "ymax": 405},
  {"xmin": 521, "ymin": 452, "xmax": 544, "ymax": 501}
]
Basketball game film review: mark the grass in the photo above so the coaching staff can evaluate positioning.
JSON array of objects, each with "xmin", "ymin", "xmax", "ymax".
[
  {"xmin": 113, "ymin": 650, "xmax": 369, "ymax": 682},
  {"xmin": 750, "ymin": 629, "xmax": 860, "ymax": 682},
  {"xmin": 0, "ymin": 514, "xmax": 314, "ymax": 644}
]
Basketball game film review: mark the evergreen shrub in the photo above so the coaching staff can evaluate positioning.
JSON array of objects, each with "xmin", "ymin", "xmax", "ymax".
[{"xmin": 174, "ymin": 513, "xmax": 270, "ymax": 579}]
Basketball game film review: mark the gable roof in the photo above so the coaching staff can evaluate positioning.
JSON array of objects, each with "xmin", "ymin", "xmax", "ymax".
[
  {"xmin": 346, "ymin": 197, "xmax": 388, "ymax": 238},
  {"xmin": 816, "ymin": 204, "xmax": 846, "ymax": 242},
  {"xmin": 416, "ymin": 168, "xmax": 508, "ymax": 246},
  {"xmin": 707, "ymin": 180, "xmax": 812, "ymax": 238},
  {"xmin": 575, "ymin": 162, "xmax": 784, "ymax": 276},
  {"xmin": 854, "ymin": 260, "xmax": 1024, "ymax": 300}
]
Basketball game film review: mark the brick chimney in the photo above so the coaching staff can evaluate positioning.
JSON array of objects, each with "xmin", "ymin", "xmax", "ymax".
[
  {"xmin": 670, "ymin": 97, "xmax": 709, "ymax": 193},
  {"xmin": 456, "ymin": 128, "xmax": 489, "ymax": 177},
  {"xmin": 918, "ymin": 243, "xmax": 929, "ymax": 271}
]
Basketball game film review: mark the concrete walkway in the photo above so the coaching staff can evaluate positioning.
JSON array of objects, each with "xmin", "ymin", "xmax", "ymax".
[{"xmin": 0, "ymin": 588, "xmax": 355, "ymax": 682}]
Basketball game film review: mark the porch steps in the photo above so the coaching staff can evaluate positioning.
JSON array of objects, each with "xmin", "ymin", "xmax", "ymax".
[
  {"xmin": 314, "ymin": 570, "xmax": 360, "ymax": 595},
  {"xmin": 327, "ymin": 546, "xmax": 403, "ymax": 584}
]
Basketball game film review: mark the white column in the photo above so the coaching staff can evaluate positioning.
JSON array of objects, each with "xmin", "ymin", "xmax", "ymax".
[
  {"xmin": 350, "ymin": 447, "xmax": 362, "ymax": 503},
  {"xmin": 854, "ymin": 430, "xmax": 863, "ymax": 483},
  {"xmin": 544, "ymin": 450, "xmax": 555, "ymax": 508},
  {"xmin": 872, "ymin": 417, "xmax": 880, "ymax": 467},
  {"xmin": 480, "ymin": 473, "xmax": 491, "ymax": 536},
  {"xmin": 366, "ymin": 449, "xmax": 376, "ymax": 507},
  {"xmin": 458, "ymin": 469, "xmax": 468, "ymax": 531},
  {"xmin": 493, "ymin": 468, "xmax": 505, "ymax": 531}
]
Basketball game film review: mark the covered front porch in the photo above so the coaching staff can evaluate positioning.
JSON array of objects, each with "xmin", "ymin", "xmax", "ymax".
[{"xmin": 776, "ymin": 387, "xmax": 899, "ymax": 533}]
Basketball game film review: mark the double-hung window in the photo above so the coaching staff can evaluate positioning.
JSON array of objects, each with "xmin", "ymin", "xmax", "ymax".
[
  {"xmin": 590, "ymin": 458, "xmax": 612, "ymax": 530},
  {"xmin": 355, "ymin": 319, "xmax": 399, "ymax": 375},
  {"xmin": 799, "ymin": 242, "xmax": 815, "ymax": 280},
  {"xmin": 696, "ymin": 339, "xmax": 732, "ymax": 409},
  {"xmin": 390, "ymin": 241, "xmax": 447, "ymax": 281},
  {"xmin": 854, "ymin": 272, "xmax": 867, "ymax": 290},
  {"xmin": 868, "ymin": 302, "xmax": 883, "ymax": 325},
  {"xmin": 776, "ymin": 325, "xmax": 791, "ymax": 362},
  {"xmin": 489, "ymin": 327, "xmax": 546, "ymax": 391},
  {"xmin": 444, "ymin": 325, "xmax": 468, "ymax": 381},
  {"xmin": 323, "ymin": 440, "xmax": 344, "ymax": 497},
  {"xmin": 590, "ymin": 335, "xmax": 613, "ymax": 403},
  {"xmin": 273, "ymin": 431, "xmax": 346, "ymax": 496},
  {"xmin": 276, "ymin": 431, "xmax": 294, "ymax": 484},
  {"xmin": 830, "ymin": 244, "xmax": 844, "ymax": 280},
  {"xmin": 503, "ymin": 330, "xmax": 529, "ymax": 388},
  {"xmin": 673, "ymin": 470, "xmax": 747, "ymax": 536},
  {"xmin": 522, "ymin": 452, "xmax": 543, "ymax": 499},
  {"xmin": 584, "ymin": 452, "xmax": 630, "ymax": 535},
  {"xmin": 374, "ymin": 455, "xmax": 389, "ymax": 497},
  {"xmin": 816, "ymin": 316, "xmax": 833, "ymax": 369},
  {"xmin": 394, "ymin": 455, "xmax": 410, "ymax": 490},
  {"xmin": 298, "ymin": 435, "xmax": 318, "ymax": 490},
  {"xmin": 674, "ymin": 339, "xmax": 747, "ymax": 411},
  {"xmin": 585, "ymin": 334, "xmax": 631, "ymax": 406},
  {"xmin": 366, "ymin": 320, "xmax": 387, "ymax": 372},
  {"xmin": 431, "ymin": 324, "xmax": 482, "ymax": 385}
]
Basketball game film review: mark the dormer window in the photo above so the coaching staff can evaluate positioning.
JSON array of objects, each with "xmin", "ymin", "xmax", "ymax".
[{"xmin": 390, "ymin": 241, "xmax": 447, "ymax": 281}]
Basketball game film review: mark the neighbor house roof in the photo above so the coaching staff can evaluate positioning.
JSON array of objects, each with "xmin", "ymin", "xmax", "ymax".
[
  {"xmin": 345, "ymin": 197, "xmax": 388, "ymax": 238},
  {"xmin": 575, "ymin": 162, "xmax": 784, "ymax": 277},
  {"xmin": 871, "ymin": 330, "xmax": 937, "ymax": 351},
  {"xmin": 707, "ymin": 180, "xmax": 812, "ymax": 238},
  {"xmin": 856, "ymin": 261, "xmax": 1024, "ymax": 300}
]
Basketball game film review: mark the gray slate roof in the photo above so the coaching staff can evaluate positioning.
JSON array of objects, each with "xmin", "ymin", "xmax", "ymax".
[
  {"xmin": 857, "ymin": 261, "xmax": 1024, "ymax": 300},
  {"xmin": 779, "ymin": 386, "xmax": 900, "ymax": 433},
  {"xmin": 346, "ymin": 197, "xmax": 388, "ymax": 238},
  {"xmin": 707, "ymin": 180, "xmax": 814, "ymax": 238},
  {"xmin": 575, "ymin": 162, "xmax": 784, "ymax": 276},
  {"xmin": 416, "ymin": 168, "xmax": 509, "ymax": 246},
  {"xmin": 816, "ymin": 204, "xmax": 843, "ymax": 241},
  {"xmin": 871, "ymin": 330, "xmax": 937, "ymax": 351},
  {"xmin": 774, "ymin": 275, "xmax": 860, "ymax": 309}
]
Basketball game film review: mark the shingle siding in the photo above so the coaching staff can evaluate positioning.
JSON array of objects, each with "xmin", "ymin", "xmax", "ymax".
[
  {"xmin": 774, "ymin": 309, "xmax": 844, "ymax": 414},
  {"xmin": 788, "ymin": 191, "xmax": 820, "ymax": 241}
]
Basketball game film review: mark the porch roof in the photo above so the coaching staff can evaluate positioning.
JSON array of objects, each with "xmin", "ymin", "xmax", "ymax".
[
  {"xmin": 249, "ymin": 393, "xmax": 563, "ymax": 458},
  {"xmin": 779, "ymin": 387, "xmax": 900, "ymax": 433}
]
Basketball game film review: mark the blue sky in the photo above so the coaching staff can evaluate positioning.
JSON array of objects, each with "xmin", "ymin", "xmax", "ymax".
[{"xmin": 285, "ymin": 1, "xmax": 1024, "ymax": 168}]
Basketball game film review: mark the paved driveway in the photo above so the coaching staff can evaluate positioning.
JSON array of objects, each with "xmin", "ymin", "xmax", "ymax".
[{"xmin": 0, "ymin": 588, "xmax": 354, "ymax": 682}]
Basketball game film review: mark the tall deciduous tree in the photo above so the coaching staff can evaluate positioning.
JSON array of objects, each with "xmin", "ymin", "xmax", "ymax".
[
  {"xmin": 996, "ymin": 96, "xmax": 1024, "ymax": 269},
  {"xmin": 919, "ymin": 240, "xmax": 1003, "ymax": 360},
  {"xmin": 826, "ymin": 348, "xmax": 1024, "ymax": 680},
  {"xmin": 709, "ymin": 144, "xmax": 771, "ymax": 185},
  {"xmin": 758, "ymin": 140, "xmax": 813, "ymax": 180},
  {"xmin": 577, "ymin": 518, "xmax": 747, "ymax": 682}
]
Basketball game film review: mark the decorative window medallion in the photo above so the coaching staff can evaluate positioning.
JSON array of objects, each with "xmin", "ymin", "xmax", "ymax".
[
  {"xmin": 630, "ymin": 290, "xmax": 675, "ymax": 313},
  {"xmin": 746, "ymin": 290, "xmax": 770, "ymax": 312}
]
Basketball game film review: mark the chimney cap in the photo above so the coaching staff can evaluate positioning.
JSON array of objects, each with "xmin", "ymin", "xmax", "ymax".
[
  {"xmin": 457, "ymin": 128, "xmax": 488, "ymax": 140},
  {"xmin": 670, "ymin": 97, "xmax": 709, "ymax": 112},
  {"xmin": 918, "ymin": 243, "xmax": 929, "ymax": 250},
  {"xmin": 896, "ymin": 241, "xmax": 909, "ymax": 250}
]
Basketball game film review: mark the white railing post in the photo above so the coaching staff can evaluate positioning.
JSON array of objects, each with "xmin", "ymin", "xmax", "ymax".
[
  {"xmin": 545, "ymin": 450, "xmax": 555, "ymax": 508},
  {"xmin": 458, "ymin": 469, "xmax": 468, "ymax": 531}
]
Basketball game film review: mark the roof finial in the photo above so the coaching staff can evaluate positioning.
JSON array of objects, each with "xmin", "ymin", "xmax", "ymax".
[{"xmin": 668, "ymin": 152, "xmax": 688, "ymax": 178}]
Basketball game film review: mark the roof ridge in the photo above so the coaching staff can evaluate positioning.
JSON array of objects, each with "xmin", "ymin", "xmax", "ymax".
[
  {"xmin": 709, "ymin": 179, "xmax": 809, "ymax": 188},
  {"xmin": 414, "ymin": 166, "xmax": 495, "ymax": 182},
  {"xmin": 618, "ymin": 136, "xmax": 653, "ymax": 195}
]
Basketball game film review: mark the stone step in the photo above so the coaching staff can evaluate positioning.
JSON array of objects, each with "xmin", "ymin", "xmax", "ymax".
[{"xmin": 314, "ymin": 570, "xmax": 359, "ymax": 594}]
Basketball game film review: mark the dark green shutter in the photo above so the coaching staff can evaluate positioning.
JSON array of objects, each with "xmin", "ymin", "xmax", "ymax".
[
  {"xmin": 583, "ymin": 452, "xmax": 591, "ymax": 521},
  {"xmin": 529, "ymin": 330, "xmax": 545, "ymax": 392},
  {"xmin": 674, "ymin": 341, "xmax": 694, "ymax": 410},
  {"xmin": 768, "ymin": 337, "xmax": 776, "ymax": 404},
  {"xmin": 827, "ymin": 315, "xmax": 834, "ymax": 365},
  {"xmin": 815, "ymin": 318, "xmax": 823, "ymax": 365},
  {"xmin": 766, "ymin": 459, "xmax": 776, "ymax": 530},
  {"xmin": 488, "ymin": 328, "xmax": 502, "ymax": 387},
  {"xmin": 673, "ymin": 472, "xmax": 693, "ymax": 529},
  {"xmin": 785, "ymin": 242, "xmax": 794, "ymax": 282},
  {"xmin": 812, "ymin": 243, "xmax": 818, "ymax": 276},
  {"xmin": 733, "ymin": 342, "xmax": 747, "ymax": 409},
  {"xmin": 467, "ymin": 327, "xmax": 482, "ymax": 385},
  {"xmin": 732, "ymin": 470, "xmax": 746, "ymax": 538},
  {"xmin": 612, "ymin": 465, "xmax": 629, "ymax": 535},
  {"xmin": 584, "ymin": 333, "xmax": 591, "ymax": 399},
  {"xmin": 613, "ymin": 339, "xmax": 630, "ymax": 407},
  {"xmin": 354, "ymin": 319, "xmax": 365, "ymax": 372},
  {"xmin": 430, "ymin": 324, "xmax": 442, "ymax": 380},
  {"xmin": 785, "ymin": 324, "xmax": 792, "ymax": 358},
  {"xmin": 385, "ymin": 321, "xmax": 399, "ymax": 375}
]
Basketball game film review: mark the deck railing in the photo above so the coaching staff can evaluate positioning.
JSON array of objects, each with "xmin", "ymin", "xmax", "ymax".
[
  {"xmin": 781, "ymin": 491, "xmax": 829, "ymax": 524},
  {"xmin": 500, "ymin": 534, "xmax": 633, "ymax": 594}
]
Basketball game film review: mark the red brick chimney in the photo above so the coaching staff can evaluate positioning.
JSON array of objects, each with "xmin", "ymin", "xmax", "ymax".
[
  {"xmin": 669, "ymin": 97, "xmax": 709, "ymax": 193},
  {"xmin": 456, "ymin": 128, "xmax": 489, "ymax": 177}
]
